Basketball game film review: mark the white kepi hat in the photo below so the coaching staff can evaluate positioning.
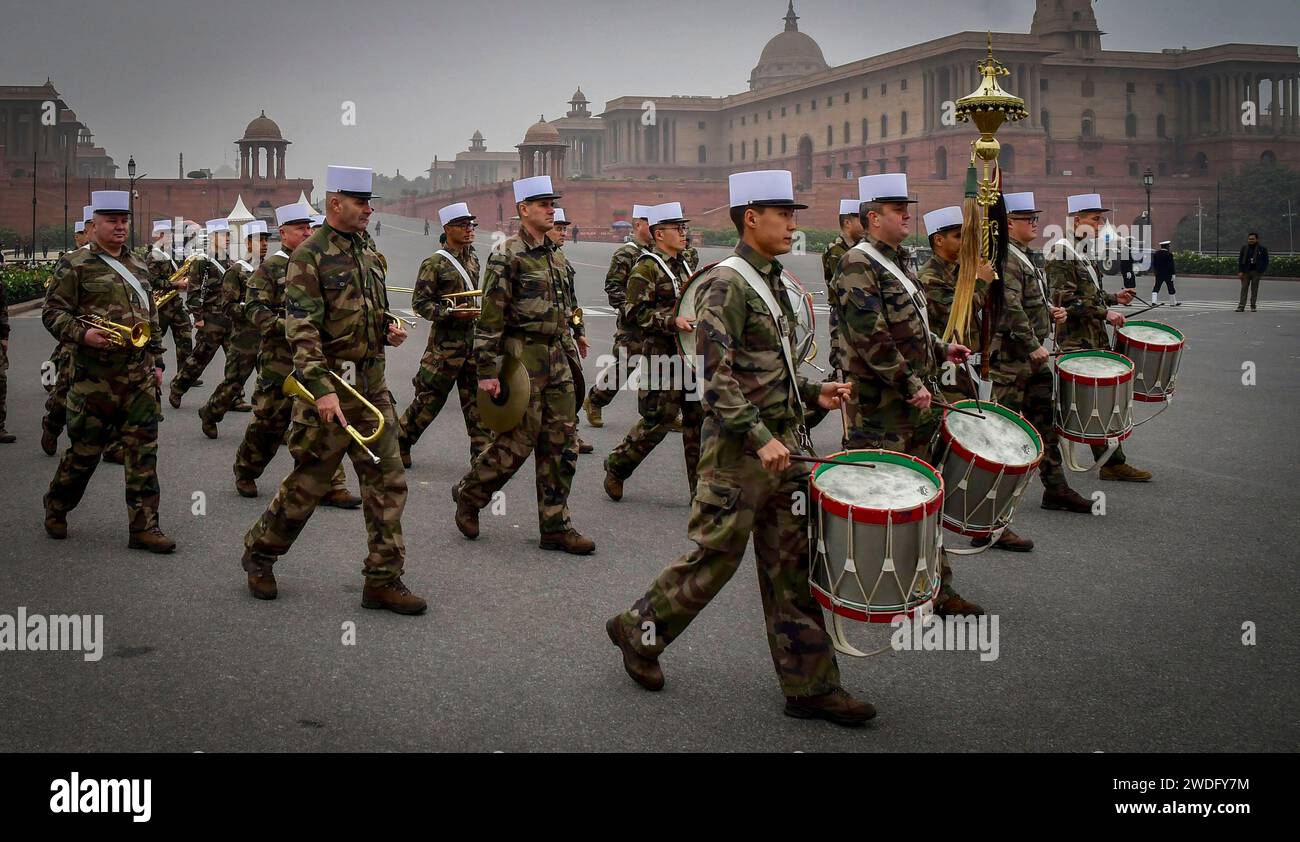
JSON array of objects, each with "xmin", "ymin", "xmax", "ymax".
[
  {"xmin": 90, "ymin": 190, "xmax": 131, "ymax": 214},
  {"xmin": 309, "ymin": 215, "xmax": 325, "ymax": 229},
  {"xmin": 728, "ymin": 170, "xmax": 807, "ymax": 209},
  {"xmin": 325, "ymin": 165, "xmax": 379, "ymax": 200},
  {"xmin": 839, "ymin": 199, "xmax": 861, "ymax": 217},
  {"xmin": 647, "ymin": 202, "xmax": 689, "ymax": 227},
  {"xmin": 243, "ymin": 220, "xmax": 269, "ymax": 238},
  {"xmin": 438, "ymin": 202, "xmax": 475, "ymax": 227},
  {"xmin": 1067, "ymin": 193, "xmax": 1110, "ymax": 213},
  {"xmin": 923, "ymin": 206, "xmax": 964, "ymax": 236},
  {"xmin": 553, "ymin": 208, "xmax": 571, "ymax": 225},
  {"xmin": 275, "ymin": 202, "xmax": 314, "ymax": 227},
  {"xmin": 858, "ymin": 173, "xmax": 917, "ymax": 204},
  {"xmin": 73, "ymin": 221, "xmax": 85, "ymax": 234},
  {"xmin": 152, "ymin": 219, "xmax": 172, "ymax": 235},
  {"xmin": 512, "ymin": 175, "xmax": 562, "ymax": 203},
  {"xmin": 1004, "ymin": 192, "xmax": 1040, "ymax": 214},
  {"xmin": 82, "ymin": 205, "xmax": 94, "ymax": 223},
  {"xmin": 206, "ymin": 218, "xmax": 230, "ymax": 234},
  {"xmin": 631, "ymin": 204, "xmax": 652, "ymax": 220}
]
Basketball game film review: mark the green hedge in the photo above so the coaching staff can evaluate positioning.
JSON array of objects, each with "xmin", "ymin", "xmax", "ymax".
[
  {"xmin": 1172, "ymin": 252, "xmax": 1300, "ymax": 277},
  {"xmin": 2, "ymin": 265, "xmax": 54, "ymax": 305}
]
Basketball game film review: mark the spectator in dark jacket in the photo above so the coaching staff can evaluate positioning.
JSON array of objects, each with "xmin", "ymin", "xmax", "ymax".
[
  {"xmin": 1151, "ymin": 240, "xmax": 1178, "ymax": 306},
  {"xmin": 1237, "ymin": 233, "xmax": 1268, "ymax": 312}
]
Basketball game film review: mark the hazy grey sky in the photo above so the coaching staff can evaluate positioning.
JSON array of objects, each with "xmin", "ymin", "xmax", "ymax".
[{"xmin": 4, "ymin": 0, "xmax": 1298, "ymax": 187}]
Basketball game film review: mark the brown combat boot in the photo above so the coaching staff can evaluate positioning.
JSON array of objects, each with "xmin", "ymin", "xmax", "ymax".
[
  {"xmin": 540, "ymin": 529, "xmax": 595, "ymax": 555},
  {"xmin": 128, "ymin": 526, "xmax": 177, "ymax": 554},
  {"xmin": 578, "ymin": 437, "xmax": 594, "ymax": 454},
  {"xmin": 320, "ymin": 489, "xmax": 363, "ymax": 509},
  {"xmin": 199, "ymin": 408, "xmax": 218, "ymax": 439},
  {"xmin": 235, "ymin": 478, "xmax": 258, "ymax": 498},
  {"xmin": 44, "ymin": 511, "xmax": 67, "ymax": 540},
  {"xmin": 0, "ymin": 430, "xmax": 15, "ymax": 444},
  {"xmin": 666, "ymin": 412, "xmax": 683, "ymax": 433},
  {"xmin": 241, "ymin": 551, "xmax": 278, "ymax": 600},
  {"xmin": 1041, "ymin": 486, "xmax": 1093, "ymax": 513},
  {"xmin": 784, "ymin": 688, "xmax": 877, "ymax": 725},
  {"xmin": 451, "ymin": 485, "xmax": 479, "ymax": 539},
  {"xmin": 398, "ymin": 436, "xmax": 412, "ymax": 469},
  {"xmin": 605, "ymin": 615, "xmax": 665, "ymax": 691},
  {"xmin": 230, "ymin": 399, "xmax": 252, "ymax": 413},
  {"xmin": 936, "ymin": 589, "xmax": 984, "ymax": 617},
  {"xmin": 168, "ymin": 389, "xmax": 182, "ymax": 409},
  {"xmin": 583, "ymin": 396, "xmax": 603, "ymax": 428},
  {"xmin": 41, "ymin": 430, "xmax": 58, "ymax": 456},
  {"xmin": 603, "ymin": 470, "xmax": 624, "ymax": 502},
  {"xmin": 361, "ymin": 577, "xmax": 428, "ymax": 615},
  {"xmin": 1100, "ymin": 463, "xmax": 1153, "ymax": 482},
  {"xmin": 971, "ymin": 527, "xmax": 1034, "ymax": 552}
]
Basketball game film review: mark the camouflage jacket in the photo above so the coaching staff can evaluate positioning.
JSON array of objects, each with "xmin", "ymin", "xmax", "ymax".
[
  {"xmin": 285, "ymin": 223, "xmax": 392, "ymax": 399},
  {"xmin": 831, "ymin": 233, "xmax": 946, "ymax": 401},
  {"xmin": 218, "ymin": 260, "xmax": 259, "ymax": 328},
  {"xmin": 919, "ymin": 254, "xmax": 987, "ymax": 343},
  {"xmin": 412, "ymin": 244, "xmax": 480, "ymax": 338},
  {"xmin": 146, "ymin": 246, "xmax": 181, "ymax": 292},
  {"xmin": 682, "ymin": 246, "xmax": 700, "ymax": 272},
  {"xmin": 0, "ymin": 272, "xmax": 8, "ymax": 340},
  {"xmin": 245, "ymin": 249, "xmax": 294, "ymax": 384},
  {"xmin": 187, "ymin": 254, "xmax": 229, "ymax": 322},
  {"xmin": 822, "ymin": 234, "xmax": 853, "ymax": 285},
  {"xmin": 606, "ymin": 238, "xmax": 650, "ymax": 332},
  {"xmin": 474, "ymin": 227, "xmax": 571, "ymax": 379},
  {"xmin": 626, "ymin": 246, "xmax": 691, "ymax": 357},
  {"xmin": 1046, "ymin": 236, "xmax": 1116, "ymax": 352},
  {"xmin": 43, "ymin": 241, "xmax": 165, "ymax": 372},
  {"xmin": 996, "ymin": 242, "xmax": 1050, "ymax": 362},
  {"xmin": 694, "ymin": 241, "xmax": 822, "ymax": 449},
  {"xmin": 558, "ymin": 251, "xmax": 585, "ymax": 344}
]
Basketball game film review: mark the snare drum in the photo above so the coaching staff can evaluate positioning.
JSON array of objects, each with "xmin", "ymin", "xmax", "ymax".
[
  {"xmin": 931, "ymin": 400, "xmax": 1042, "ymax": 542},
  {"xmin": 1053, "ymin": 350, "xmax": 1135, "ymax": 447},
  {"xmin": 1114, "ymin": 320, "xmax": 1184, "ymax": 403},
  {"xmin": 809, "ymin": 450, "xmax": 944, "ymax": 625},
  {"xmin": 676, "ymin": 267, "xmax": 816, "ymax": 368}
]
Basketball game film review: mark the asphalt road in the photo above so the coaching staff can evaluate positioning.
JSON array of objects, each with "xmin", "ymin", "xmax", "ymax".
[{"xmin": 1, "ymin": 212, "xmax": 1296, "ymax": 752}]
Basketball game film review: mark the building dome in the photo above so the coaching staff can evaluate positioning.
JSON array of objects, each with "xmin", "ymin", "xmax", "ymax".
[
  {"xmin": 242, "ymin": 110, "xmax": 283, "ymax": 140},
  {"xmin": 749, "ymin": 2, "xmax": 828, "ymax": 91},
  {"xmin": 522, "ymin": 115, "xmax": 562, "ymax": 145}
]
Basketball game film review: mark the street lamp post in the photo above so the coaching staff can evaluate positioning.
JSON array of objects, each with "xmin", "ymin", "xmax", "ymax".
[
  {"xmin": 127, "ymin": 155, "xmax": 147, "ymax": 250},
  {"xmin": 1285, "ymin": 199, "xmax": 1296, "ymax": 255},
  {"xmin": 1142, "ymin": 167, "xmax": 1154, "ymax": 248}
]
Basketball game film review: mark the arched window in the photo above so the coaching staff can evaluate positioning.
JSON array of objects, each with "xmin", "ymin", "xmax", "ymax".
[
  {"xmin": 766, "ymin": 136, "xmax": 772, "ymax": 157},
  {"xmin": 781, "ymin": 134, "xmax": 787, "ymax": 154},
  {"xmin": 1125, "ymin": 114, "xmax": 1138, "ymax": 137},
  {"xmin": 843, "ymin": 121, "xmax": 850, "ymax": 144},
  {"xmin": 827, "ymin": 125, "xmax": 833, "ymax": 147},
  {"xmin": 697, "ymin": 145, "xmax": 706, "ymax": 164},
  {"xmin": 1041, "ymin": 110, "xmax": 1051, "ymax": 137},
  {"xmin": 728, "ymin": 144, "xmax": 734, "ymax": 163},
  {"xmin": 881, "ymin": 114, "xmax": 888, "ymax": 138},
  {"xmin": 935, "ymin": 146, "xmax": 948, "ymax": 179},
  {"xmin": 901, "ymin": 111, "xmax": 908, "ymax": 134},
  {"xmin": 861, "ymin": 118, "xmax": 869, "ymax": 144},
  {"xmin": 1081, "ymin": 110, "xmax": 1095, "ymax": 137},
  {"xmin": 1001, "ymin": 144, "xmax": 1015, "ymax": 173},
  {"xmin": 1156, "ymin": 114, "xmax": 1167, "ymax": 138},
  {"xmin": 797, "ymin": 135, "xmax": 814, "ymax": 190},
  {"xmin": 1261, "ymin": 150, "xmax": 1277, "ymax": 166}
]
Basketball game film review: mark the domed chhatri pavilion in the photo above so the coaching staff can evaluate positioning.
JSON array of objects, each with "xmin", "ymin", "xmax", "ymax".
[
  {"xmin": 517, "ymin": 115, "xmax": 567, "ymax": 180},
  {"xmin": 236, "ymin": 110, "xmax": 291, "ymax": 181}
]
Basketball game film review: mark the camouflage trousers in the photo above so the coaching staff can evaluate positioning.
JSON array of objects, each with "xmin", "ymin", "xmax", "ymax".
[
  {"xmin": 0, "ymin": 340, "xmax": 7, "ymax": 432},
  {"xmin": 42, "ymin": 345, "xmax": 72, "ymax": 437},
  {"xmin": 243, "ymin": 388, "xmax": 406, "ymax": 583},
  {"xmin": 619, "ymin": 421, "xmax": 842, "ymax": 697},
  {"xmin": 203, "ymin": 324, "xmax": 259, "ymax": 423},
  {"xmin": 45, "ymin": 357, "xmax": 162, "ymax": 533},
  {"xmin": 605, "ymin": 377, "xmax": 704, "ymax": 493},
  {"xmin": 233, "ymin": 372, "xmax": 349, "ymax": 493},
  {"xmin": 455, "ymin": 337, "xmax": 577, "ymax": 535},
  {"xmin": 172, "ymin": 320, "xmax": 229, "ymax": 395},
  {"xmin": 397, "ymin": 334, "xmax": 489, "ymax": 463},
  {"xmin": 991, "ymin": 364, "xmax": 1071, "ymax": 490},
  {"xmin": 586, "ymin": 329, "xmax": 638, "ymax": 409},
  {"xmin": 155, "ymin": 296, "xmax": 193, "ymax": 372}
]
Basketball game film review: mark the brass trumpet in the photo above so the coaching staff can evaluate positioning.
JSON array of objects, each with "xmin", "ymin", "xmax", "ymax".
[
  {"xmin": 282, "ymin": 369, "xmax": 384, "ymax": 464},
  {"xmin": 153, "ymin": 288, "xmax": 181, "ymax": 308},
  {"xmin": 77, "ymin": 314, "xmax": 151, "ymax": 349},
  {"xmin": 442, "ymin": 289, "xmax": 482, "ymax": 319},
  {"xmin": 167, "ymin": 253, "xmax": 201, "ymax": 288},
  {"xmin": 385, "ymin": 311, "xmax": 417, "ymax": 327}
]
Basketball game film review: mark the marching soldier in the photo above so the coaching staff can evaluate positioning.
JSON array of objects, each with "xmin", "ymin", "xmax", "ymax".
[
  {"xmin": 1046, "ymin": 193, "xmax": 1150, "ymax": 481},
  {"xmin": 168, "ymin": 218, "xmax": 232, "ymax": 407},
  {"xmin": 831, "ymin": 173, "xmax": 983, "ymax": 616},
  {"xmin": 681, "ymin": 233, "xmax": 699, "ymax": 275},
  {"xmin": 396, "ymin": 202, "xmax": 491, "ymax": 468},
  {"xmin": 198, "ymin": 220, "xmax": 267, "ymax": 438},
  {"xmin": 603, "ymin": 201, "xmax": 702, "ymax": 500},
  {"xmin": 605, "ymin": 170, "xmax": 872, "ymax": 724},
  {"xmin": 41, "ymin": 207, "xmax": 94, "ymax": 456},
  {"xmin": 582, "ymin": 204, "xmax": 651, "ymax": 427},
  {"xmin": 0, "ymin": 267, "xmax": 10, "ymax": 443},
  {"xmin": 451, "ymin": 175, "xmax": 594, "ymax": 554},
  {"xmin": 546, "ymin": 208, "xmax": 594, "ymax": 455},
  {"xmin": 985, "ymin": 191, "xmax": 1093, "ymax": 530},
  {"xmin": 41, "ymin": 190, "xmax": 175, "ymax": 552},
  {"xmin": 824, "ymin": 198, "xmax": 864, "ymax": 424},
  {"xmin": 918, "ymin": 205, "xmax": 994, "ymax": 404},
  {"xmin": 233, "ymin": 201, "xmax": 360, "ymax": 508},
  {"xmin": 242, "ymin": 165, "xmax": 425, "ymax": 613},
  {"xmin": 146, "ymin": 219, "xmax": 193, "ymax": 371}
]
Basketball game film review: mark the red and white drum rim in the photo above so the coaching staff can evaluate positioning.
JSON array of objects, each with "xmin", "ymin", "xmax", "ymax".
[
  {"xmin": 811, "ymin": 584, "xmax": 938, "ymax": 624},
  {"xmin": 938, "ymin": 402, "xmax": 1043, "ymax": 477},
  {"xmin": 808, "ymin": 450, "xmax": 944, "ymax": 526},
  {"xmin": 1056, "ymin": 350, "xmax": 1136, "ymax": 387}
]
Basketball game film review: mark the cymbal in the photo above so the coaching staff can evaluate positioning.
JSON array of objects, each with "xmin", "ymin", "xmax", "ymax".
[{"xmin": 478, "ymin": 355, "xmax": 530, "ymax": 433}]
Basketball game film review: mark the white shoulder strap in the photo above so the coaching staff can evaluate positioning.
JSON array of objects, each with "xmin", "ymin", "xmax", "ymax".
[
  {"xmin": 1051, "ymin": 238, "xmax": 1099, "ymax": 285},
  {"xmin": 96, "ymin": 253, "xmax": 152, "ymax": 309},
  {"xmin": 235, "ymin": 259, "xmax": 254, "ymax": 273},
  {"xmin": 435, "ymin": 249, "xmax": 475, "ymax": 289},
  {"xmin": 718, "ymin": 256, "xmax": 803, "ymax": 413},
  {"xmin": 152, "ymin": 248, "xmax": 177, "ymax": 272},
  {"xmin": 642, "ymin": 252, "xmax": 687, "ymax": 296},
  {"xmin": 853, "ymin": 240, "xmax": 931, "ymax": 339},
  {"xmin": 1008, "ymin": 243, "xmax": 1050, "ymax": 303}
]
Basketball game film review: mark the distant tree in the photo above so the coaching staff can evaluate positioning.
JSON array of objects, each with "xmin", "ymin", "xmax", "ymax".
[{"xmin": 1174, "ymin": 162, "xmax": 1300, "ymax": 252}]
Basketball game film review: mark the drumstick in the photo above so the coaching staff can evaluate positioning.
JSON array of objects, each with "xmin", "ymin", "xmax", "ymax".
[
  {"xmin": 932, "ymin": 399, "xmax": 986, "ymax": 419},
  {"xmin": 1050, "ymin": 347, "xmax": 1109, "ymax": 357},
  {"xmin": 789, "ymin": 455, "xmax": 875, "ymax": 469},
  {"xmin": 1125, "ymin": 302, "xmax": 1164, "ymax": 319}
]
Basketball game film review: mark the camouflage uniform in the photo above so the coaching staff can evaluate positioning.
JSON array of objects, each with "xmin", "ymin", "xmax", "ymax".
[
  {"xmin": 615, "ymin": 242, "xmax": 841, "ymax": 698},
  {"xmin": 146, "ymin": 246, "xmax": 193, "ymax": 370},
  {"xmin": 0, "ymin": 277, "xmax": 8, "ymax": 437},
  {"xmin": 233, "ymin": 247, "xmax": 349, "ymax": 493},
  {"xmin": 201, "ymin": 259, "xmax": 260, "ymax": 424},
  {"xmin": 587, "ymin": 238, "xmax": 649, "ymax": 408},
  {"xmin": 453, "ymin": 226, "xmax": 578, "ymax": 535},
  {"xmin": 1045, "ymin": 237, "xmax": 1127, "ymax": 466},
  {"xmin": 396, "ymin": 244, "xmax": 489, "ymax": 462},
  {"xmin": 171, "ymin": 254, "xmax": 229, "ymax": 396},
  {"xmin": 42, "ymin": 242, "xmax": 165, "ymax": 532},
  {"xmin": 243, "ymin": 222, "xmax": 408, "ymax": 585},
  {"xmin": 993, "ymin": 242, "xmax": 1068, "ymax": 490},
  {"xmin": 42, "ymin": 248, "xmax": 89, "ymax": 442},
  {"xmin": 918, "ymin": 254, "xmax": 987, "ymax": 403},
  {"xmin": 605, "ymin": 246, "xmax": 704, "ymax": 491},
  {"xmin": 822, "ymin": 234, "xmax": 853, "ymax": 376}
]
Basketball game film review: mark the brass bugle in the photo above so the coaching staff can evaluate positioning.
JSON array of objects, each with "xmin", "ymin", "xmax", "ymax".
[
  {"xmin": 153, "ymin": 288, "xmax": 181, "ymax": 308},
  {"xmin": 166, "ymin": 253, "xmax": 201, "ymax": 288},
  {"xmin": 388, "ymin": 285, "xmax": 415, "ymax": 294},
  {"xmin": 386, "ymin": 311, "xmax": 417, "ymax": 327},
  {"xmin": 77, "ymin": 314, "xmax": 151, "ymax": 349},
  {"xmin": 282, "ymin": 370, "xmax": 384, "ymax": 464},
  {"xmin": 442, "ymin": 290, "xmax": 483, "ymax": 301}
]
